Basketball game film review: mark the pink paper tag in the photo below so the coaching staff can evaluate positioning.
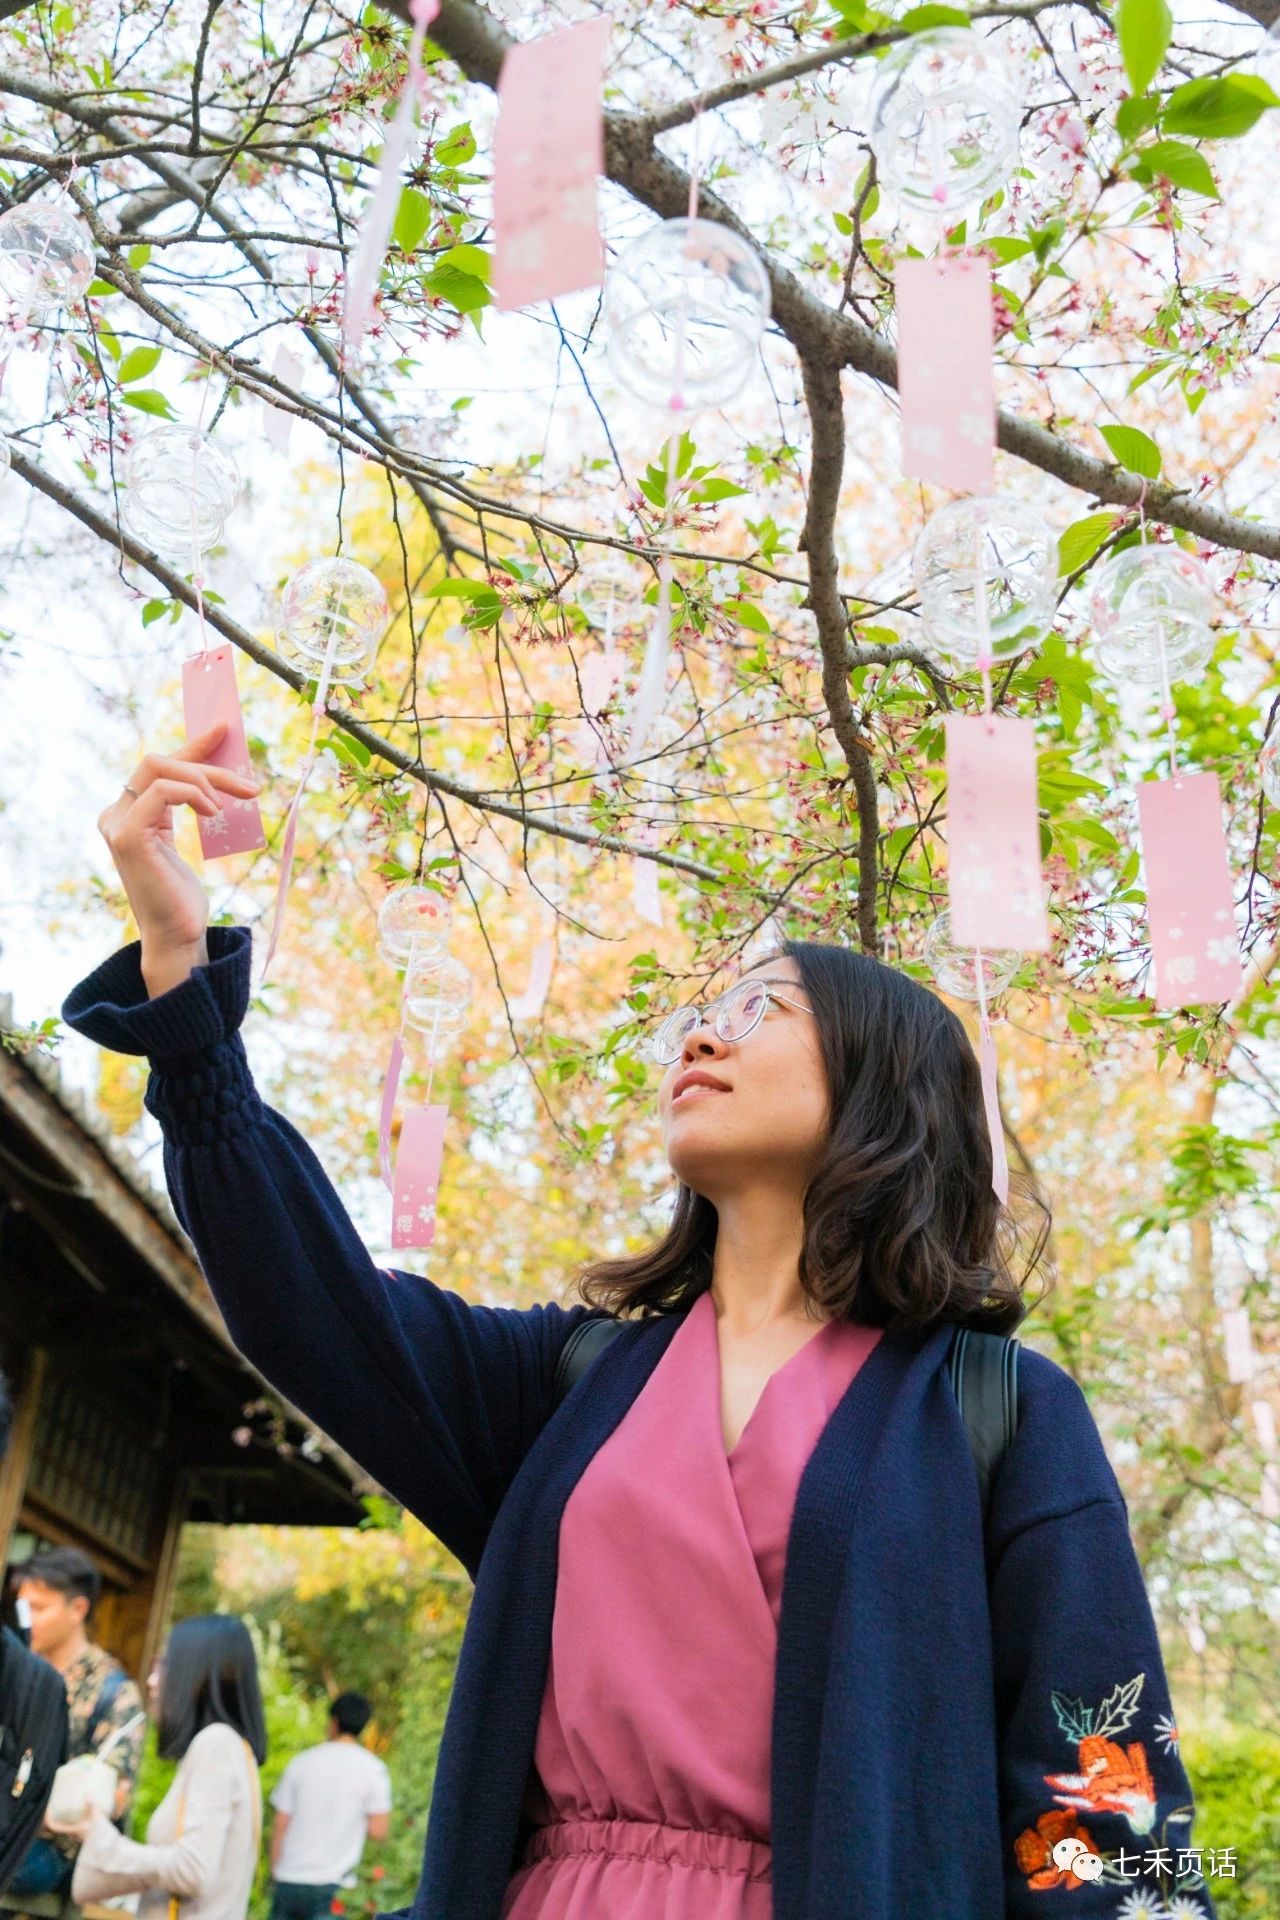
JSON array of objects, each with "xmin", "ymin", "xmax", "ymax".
[
  {"xmin": 493, "ymin": 19, "xmax": 609, "ymax": 311},
  {"xmin": 392, "ymin": 1101, "xmax": 448, "ymax": 1249},
  {"xmin": 182, "ymin": 646, "xmax": 266, "ymax": 858},
  {"xmin": 945, "ymin": 715, "xmax": 1049, "ymax": 952},
  {"xmin": 572, "ymin": 645, "xmax": 622, "ymax": 768},
  {"xmin": 1221, "ymin": 1307, "xmax": 1255, "ymax": 1385},
  {"xmin": 263, "ymin": 338, "xmax": 305, "ymax": 455},
  {"xmin": 896, "ymin": 254, "xmax": 995, "ymax": 493},
  {"xmin": 632, "ymin": 821, "xmax": 663, "ymax": 927},
  {"xmin": 509, "ymin": 932, "xmax": 555, "ymax": 1021},
  {"xmin": 1137, "ymin": 771, "xmax": 1242, "ymax": 1010}
]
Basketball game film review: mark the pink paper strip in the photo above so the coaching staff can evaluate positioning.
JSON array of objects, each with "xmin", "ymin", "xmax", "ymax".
[
  {"xmin": 572, "ymin": 644, "xmax": 622, "ymax": 767},
  {"xmin": 624, "ymin": 551, "xmax": 672, "ymax": 765},
  {"xmin": 181, "ymin": 646, "xmax": 267, "ymax": 858},
  {"xmin": 945, "ymin": 714, "xmax": 1049, "ymax": 951},
  {"xmin": 342, "ymin": 0, "xmax": 440, "ymax": 357},
  {"xmin": 1221, "ymin": 1306, "xmax": 1255, "ymax": 1385},
  {"xmin": 978, "ymin": 1012, "xmax": 1009, "ymax": 1206},
  {"xmin": 1136, "ymin": 771, "xmax": 1242, "ymax": 1010},
  {"xmin": 492, "ymin": 19, "xmax": 609, "ymax": 311},
  {"xmin": 263, "ymin": 337, "xmax": 305, "ymax": 455},
  {"xmin": 379, "ymin": 1028, "xmax": 405, "ymax": 1191},
  {"xmin": 392, "ymin": 1101, "xmax": 448, "ymax": 1248},
  {"xmin": 896, "ymin": 254, "xmax": 995, "ymax": 494},
  {"xmin": 509, "ymin": 933, "xmax": 554, "ymax": 1021},
  {"xmin": 632, "ymin": 820, "xmax": 663, "ymax": 927}
]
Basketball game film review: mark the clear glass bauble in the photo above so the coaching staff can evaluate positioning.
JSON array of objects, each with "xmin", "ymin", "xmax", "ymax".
[
  {"xmin": 121, "ymin": 426, "xmax": 242, "ymax": 561},
  {"xmin": 0, "ymin": 201, "xmax": 96, "ymax": 318},
  {"xmin": 913, "ymin": 495, "xmax": 1056, "ymax": 665},
  {"xmin": 1259, "ymin": 730, "xmax": 1280, "ymax": 808},
  {"xmin": 1087, "ymin": 543, "xmax": 1215, "ymax": 686},
  {"xmin": 378, "ymin": 884, "xmax": 453, "ymax": 968},
  {"xmin": 604, "ymin": 217, "xmax": 771, "ymax": 410},
  {"xmin": 922, "ymin": 909, "xmax": 1021, "ymax": 999},
  {"xmin": 277, "ymin": 556, "xmax": 390, "ymax": 684},
  {"xmin": 868, "ymin": 28, "xmax": 1021, "ymax": 214},
  {"xmin": 402, "ymin": 953, "xmax": 474, "ymax": 1039}
]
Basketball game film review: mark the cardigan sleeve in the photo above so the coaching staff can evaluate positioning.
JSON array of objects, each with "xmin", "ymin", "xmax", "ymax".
[
  {"xmin": 70, "ymin": 1727, "xmax": 246, "ymax": 1906},
  {"xmin": 60, "ymin": 926, "xmax": 595, "ymax": 1577},
  {"xmin": 988, "ymin": 1355, "xmax": 1218, "ymax": 1918}
]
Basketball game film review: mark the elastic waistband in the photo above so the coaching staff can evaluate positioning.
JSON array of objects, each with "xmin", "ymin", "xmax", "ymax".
[{"xmin": 521, "ymin": 1815, "xmax": 771, "ymax": 1882}]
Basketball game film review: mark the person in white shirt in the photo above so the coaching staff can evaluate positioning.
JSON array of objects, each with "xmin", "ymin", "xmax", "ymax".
[{"xmin": 269, "ymin": 1693, "xmax": 392, "ymax": 1920}]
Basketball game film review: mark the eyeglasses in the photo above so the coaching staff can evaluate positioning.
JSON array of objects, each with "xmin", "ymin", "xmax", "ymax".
[{"xmin": 647, "ymin": 977, "xmax": 813, "ymax": 1066}]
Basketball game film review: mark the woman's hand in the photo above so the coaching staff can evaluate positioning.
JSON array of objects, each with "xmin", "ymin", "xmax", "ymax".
[
  {"xmin": 96, "ymin": 721, "xmax": 260, "ymax": 997},
  {"xmin": 45, "ymin": 1806, "xmax": 106, "ymax": 1844}
]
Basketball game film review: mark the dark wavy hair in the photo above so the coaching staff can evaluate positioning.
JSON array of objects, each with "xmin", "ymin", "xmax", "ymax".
[
  {"xmin": 577, "ymin": 938, "xmax": 1053, "ymax": 1334},
  {"xmin": 158, "ymin": 1614, "xmax": 267, "ymax": 1764}
]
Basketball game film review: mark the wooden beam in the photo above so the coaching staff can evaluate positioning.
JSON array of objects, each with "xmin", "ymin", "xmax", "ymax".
[
  {"xmin": 140, "ymin": 1476, "xmax": 187, "ymax": 1683},
  {"xmin": 0, "ymin": 1347, "xmax": 46, "ymax": 1563}
]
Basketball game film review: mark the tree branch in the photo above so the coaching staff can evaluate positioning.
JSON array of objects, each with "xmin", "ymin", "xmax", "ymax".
[
  {"xmin": 8, "ymin": 442, "xmax": 814, "ymax": 907},
  {"xmin": 401, "ymin": 0, "xmax": 1280, "ymax": 562}
]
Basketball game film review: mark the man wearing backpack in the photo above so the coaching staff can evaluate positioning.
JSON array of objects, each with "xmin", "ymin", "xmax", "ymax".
[
  {"xmin": 0, "ymin": 1372, "xmax": 69, "ymax": 1895},
  {"xmin": 5, "ymin": 1543, "xmax": 144, "ymax": 1899}
]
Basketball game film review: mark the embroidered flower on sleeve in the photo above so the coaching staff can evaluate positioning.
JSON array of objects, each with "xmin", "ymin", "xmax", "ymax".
[
  {"xmin": 1014, "ymin": 1808, "xmax": 1100, "ymax": 1889},
  {"xmin": 1046, "ymin": 1732, "xmax": 1158, "ymax": 1836},
  {"xmin": 1154, "ymin": 1714, "xmax": 1180, "ymax": 1755}
]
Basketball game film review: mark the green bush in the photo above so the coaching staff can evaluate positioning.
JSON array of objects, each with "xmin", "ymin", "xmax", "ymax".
[{"xmin": 1181, "ymin": 1722, "xmax": 1280, "ymax": 1919}]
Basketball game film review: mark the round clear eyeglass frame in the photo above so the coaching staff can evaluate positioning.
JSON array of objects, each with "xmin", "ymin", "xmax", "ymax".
[{"xmin": 646, "ymin": 979, "xmax": 812, "ymax": 1067}]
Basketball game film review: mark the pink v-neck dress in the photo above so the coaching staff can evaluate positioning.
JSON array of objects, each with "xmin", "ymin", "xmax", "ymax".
[{"xmin": 499, "ymin": 1290, "xmax": 884, "ymax": 1919}]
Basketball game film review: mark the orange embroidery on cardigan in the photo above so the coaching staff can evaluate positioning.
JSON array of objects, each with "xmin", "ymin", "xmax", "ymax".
[
  {"xmin": 1014, "ymin": 1671, "xmax": 1164, "ymax": 1893},
  {"xmin": 1014, "ymin": 1809, "xmax": 1100, "ymax": 1890}
]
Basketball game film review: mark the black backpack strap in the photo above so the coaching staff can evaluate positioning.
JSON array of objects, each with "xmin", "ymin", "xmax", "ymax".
[
  {"xmin": 947, "ymin": 1327, "xmax": 1020, "ymax": 1525},
  {"xmin": 552, "ymin": 1314, "xmax": 627, "ymax": 1411}
]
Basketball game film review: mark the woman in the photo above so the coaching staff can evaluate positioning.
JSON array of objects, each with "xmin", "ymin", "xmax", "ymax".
[
  {"xmin": 52, "ymin": 1614, "xmax": 264, "ymax": 1920},
  {"xmin": 62, "ymin": 722, "xmax": 1216, "ymax": 1920}
]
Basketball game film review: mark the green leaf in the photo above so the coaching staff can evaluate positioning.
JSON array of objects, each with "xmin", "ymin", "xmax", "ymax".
[
  {"xmin": 421, "ymin": 577, "xmax": 501, "ymax": 603},
  {"xmin": 722, "ymin": 598, "xmax": 771, "ymax": 635},
  {"xmin": 435, "ymin": 242, "xmax": 490, "ymax": 280},
  {"xmin": 691, "ymin": 477, "xmax": 749, "ymax": 503},
  {"xmin": 140, "ymin": 598, "xmax": 169, "ymax": 627},
  {"xmin": 116, "ymin": 344, "xmax": 162, "ymax": 385},
  {"xmin": 899, "ymin": 3, "xmax": 969, "ymax": 27},
  {"xmin": 424, "ymin": 261, "xmax": 490, "ymax": 315},
  {"xmin": 122, "ymin": 389, "xmax": 176, "ymax": 418},
  {"xmin": 986, "ymin": 236, "xmax": 1034, "ymax": 264},
  {"xmin": 86, "ymin": 278, "xmax": 117, "ymax": 298},
  {"xmin": 1140, "ymin": 138, "xmax": 1219, "ymax": 197},
  {"xmin": 1058, "ymin": 512, "xmax": 1116, "ymax": 576},
  {"xmin": 126, "ymin": 243, "xmax": 152, "ymax": 269},
  {"xmin": 1116, "ymin": 93, "xmax": 1161, "ymax": 142},
  {"xmin": 320, "ymin": 736, "xmax": 360, "ymax": 769},
  {"xmin": 434, "ymin": 122, "xmax": 476, "ymax": 167},
  {"xmin": 393, "ymin": 186, "xmax": 432, "ymax": 255},
  {"xmin": 337, "ymin": 729, "xmax": 371, "ymax": 767},
  {"xmin": 1162, "ymin": 73, "xmax": 1278, "ymax": 140},
  {"xmin": 832, "ymin": 210, "xmax": 854, "ymax": 236},
  {"xmin": 1100, "ymin": 423, "xmax": 1161, "ymax": 479},
  {"xmin": 1116, "ymin": 0, "xmax": 1171, "ymax": 97}
]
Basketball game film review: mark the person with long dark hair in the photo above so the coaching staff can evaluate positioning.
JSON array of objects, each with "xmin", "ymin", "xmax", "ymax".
[
  {"xmin": 60, "ymin": 726, "xmax": 1217, "ymax": 1919},
  {"xmin": 52, "ymin": 1615, "xmax": 265, "ymax": 1920}
]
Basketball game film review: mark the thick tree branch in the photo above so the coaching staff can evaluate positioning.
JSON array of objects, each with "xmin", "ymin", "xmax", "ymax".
[
  {"xmin": 799, "ymin": 358, "xmax": 882, "ymax": 956},
  {"xmin": 402, "ymin": 0, "xmax": 1280, "ymax": 563}
]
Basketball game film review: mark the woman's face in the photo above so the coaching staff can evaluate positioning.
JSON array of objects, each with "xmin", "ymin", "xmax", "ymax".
[{"xmin": 658, "ymin": 956, "xmax": 829, "ymax": 1201}]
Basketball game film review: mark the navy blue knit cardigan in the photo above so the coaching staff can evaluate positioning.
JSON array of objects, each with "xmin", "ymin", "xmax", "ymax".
[{"xmin": 63, "ymin": 926, "xmax": 1217, "ymax": 1920}]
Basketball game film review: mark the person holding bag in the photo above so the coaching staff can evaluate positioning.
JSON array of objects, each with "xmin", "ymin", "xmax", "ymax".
[
  {"xmin": 59, "ymin": 724, "xmax": 1216, "ymax": 1919},
  {"xmin": 51, "ymin": 1615, "xmax": 264, "ymax": 1920}
]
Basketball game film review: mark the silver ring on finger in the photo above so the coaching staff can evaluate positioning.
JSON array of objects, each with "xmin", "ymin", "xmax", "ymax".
[{"xmin": 123, "ymin": 782, "xmax": 140, "ymax": 798}]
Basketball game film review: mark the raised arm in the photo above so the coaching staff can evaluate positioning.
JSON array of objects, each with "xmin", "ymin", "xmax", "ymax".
[{"xmin": 63, "ymin": 727, "xmax": 594, "ymax": 1577}]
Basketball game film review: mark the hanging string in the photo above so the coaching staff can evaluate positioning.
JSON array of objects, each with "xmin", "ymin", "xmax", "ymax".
[
  {"xmin": 971, "ymin": 518, "xmax": 996, "ymax": 731},
  {"xmin": 973, "ymin": 946, "xmax": 1010, "ymax": 1204}
]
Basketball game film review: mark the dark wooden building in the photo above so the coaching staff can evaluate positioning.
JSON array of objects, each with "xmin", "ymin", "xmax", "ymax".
[{"xmin": 0, "ymin": 992, "xmax": 371, "ymax": 1683}]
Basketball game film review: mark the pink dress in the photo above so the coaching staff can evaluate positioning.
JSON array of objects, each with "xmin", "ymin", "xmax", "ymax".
[{"xmin": 500, "ymin": 1290, "xmax": 884, "ymax": 1920}]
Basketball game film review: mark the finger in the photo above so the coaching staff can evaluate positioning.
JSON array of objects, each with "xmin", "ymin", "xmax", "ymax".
[
  {"xmin": 109, "ymin": 778, "xmax": 223, "ymax": 833},
  {"xmin": 124, "ymin": 753, "xmax": 258, "ymax": 807}
]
